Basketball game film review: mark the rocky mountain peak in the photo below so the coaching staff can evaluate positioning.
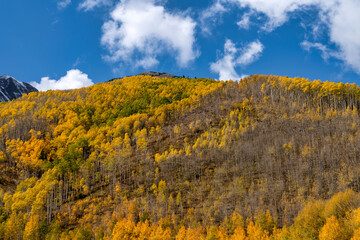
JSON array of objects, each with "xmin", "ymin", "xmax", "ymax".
[{"xmin": 0, "ymin": 75, "xmax": 38, "ymax": 102}]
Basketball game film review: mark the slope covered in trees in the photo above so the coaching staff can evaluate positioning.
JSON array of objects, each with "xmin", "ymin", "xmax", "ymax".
[{"xmin": 1, "ymin": 75, "xmax": 360, "ymax": 239}]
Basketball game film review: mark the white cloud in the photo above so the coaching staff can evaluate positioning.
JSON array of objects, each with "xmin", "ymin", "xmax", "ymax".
[
  {"xmin": 301, "ymin": 40, "xmax": 340, "ymax": 61},
  {"xmin": 57, "ymin": 0, "xmax": 71, "ymax": 9},
  {"xmin": 210, "ymin": 40, "xmax": 240, "ymax": 80},
  {"xmin": 205, "ymin": 0, "xmax": 360, "ymax": 74},
  {"xmin": 101, "ymin": 0, "xmax": 198, "ymax": 68},
  {"xmin": 31, "ymin": 69, "xmax": 94, "ymax": 91},
  {"xmin": 200, "ymin": 0, "xmax": 228, "ymax": 34},
  {"xmin": 225, "ymin": 0, "xmax": 315, "ymax": 31},
  {"xmin": 326, "ymin": 0, "xmax": 360, "ymax": 73},
  {"xmin": 210, "ymin": 39, "xmax": 264, "ymax": 80},
  {"xmin": 78, "ymin": 0, "xmax": 112, "ymax": 11},
  {"xmin": 237, "ymin": 12, "xmax": 251, "ymax": 30},
  {"xmin": 237, "ymin": 40, "xmax": 264, "ymax": 65},
  {"xmin": 135, "ymin": 57, "xmax": 159, "ymax": 69}
]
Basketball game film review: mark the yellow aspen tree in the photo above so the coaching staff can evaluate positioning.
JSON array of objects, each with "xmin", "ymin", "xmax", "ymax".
[
  {"xmin": 246, "ymin": 221, "xmax": 269, "ymax": 240},
  {"xmin": 351, "ymin": 228, "xmax": 360, "ymax": 240},
  {"xmin": 23, "ymin": 215, "xmax": 41, "ymax": 240},
  {"xmin": 112, "ymin": 218, "xmax": 135, "ymax": 240},
  {"xmin": 133, "ymin": 220, "xmax": 152, "ymax": 240},
  {"xmin": 217, "ymin": 226, "xmax": 229, "ymax": 240},
  {"xmin": 135, "ymin": 128, "xmax": 147, "ymax": 153},
  {"xmin": 230, "ymin": 225, "xmax": 246, "ymax": 240},
  {"xmin": 4, "ymin": 213, "xmax": 18, "ymax": 240},
  {"xmin": 206, "ymin": 226, "xmax": 220, "ymax": 240},
  {"xmin": 319, "ymin": 216, "xmax": 346, "ymax": 240},
  {"xmin": 0, "ymin": 151, "xmax": 5, "ymax": 162},
  {"xmin": 149, "ymin": 224, "xmax": 171, "ymax": 240},
  {"xmin": 176, "ymin": 226, "xmax": 187, "ymax": 240},
  {"xmin": 122, "ymin": 133, "xmax": 132, "ymax": 159},
  {"xmin": 186, "ymin": 226, "xmax": 205, "ymax": 240},
  {"xmin": 255, "ymin": 210, "xmax": 277, "ymax": 235}
]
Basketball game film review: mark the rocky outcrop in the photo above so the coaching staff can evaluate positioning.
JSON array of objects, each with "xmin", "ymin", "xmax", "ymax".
[{"xmin": 0, "ymin": 75, "xmax": 38, "ymax": 102}]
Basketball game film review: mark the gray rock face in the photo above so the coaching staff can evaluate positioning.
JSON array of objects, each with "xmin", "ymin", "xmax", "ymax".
[{"xmin": 0, "ymin": 75, "xmax": 38, "ymax": 102}]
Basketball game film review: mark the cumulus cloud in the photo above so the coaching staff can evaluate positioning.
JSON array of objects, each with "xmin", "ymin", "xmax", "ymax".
[
  {"xmin": 225, "ymin": 0, "xmax": 315, "ymax": 31},
  {"xmin": 210, "ymin": 39, "xmax": 264, "ymax": 80},
  {"xmin": 135, "ymin": 57, "xmax": 159, "ymax": 69},
  {"xmin": 326, "ymin": 0, "xmax": 360, "ymax": 73},
  {"xmin": 31, "ymin": 69, "xmax": 94, "ymax": 91},
  {"xmin": 78, "ymin": 0, "xmax": 112, "ymax": 11},
  {"xmin": 101, "ymin": 0, "xmax": 198, "ymax": 68},
  {"xmin": 210, "ymin": 40, "xmax": 240, "ymax": 80},
  {"xmin": 57, "ymin": 0, "xmax": 71, "ymax": 9},
  {"xmin": 205, "ymin": 0, "xmax": 360, "ymax": 74},
  {"xmin": 237, "ymin": 40, "xmax": 264, "ymax": 65}
]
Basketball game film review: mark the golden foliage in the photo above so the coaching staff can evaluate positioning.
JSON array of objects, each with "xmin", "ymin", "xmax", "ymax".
[
  {"xmin": 1, "ymin": 75, "xmax": 360, "ymax": 238},
  {"xmin": 319, "ymin": 216, "xmax": 346, "ymax": 240}
]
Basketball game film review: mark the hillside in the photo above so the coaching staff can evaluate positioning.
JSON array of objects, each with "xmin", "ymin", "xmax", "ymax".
[{"xmin": 1, "ymin": 75, "xmax": 360, "ymax": 239}]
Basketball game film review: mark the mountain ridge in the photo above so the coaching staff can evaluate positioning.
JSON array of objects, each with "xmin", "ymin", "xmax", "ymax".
[
  {"xmin": 137, "ymin": 71, "xmax": 180, "ymax": 78},
  {"xmin": 0, "ymin": 75, "xmax": 38, "ymax": 102},
  {"xmin": 108, "ymin": 71, "xmax": 180, "ymax": 82}
]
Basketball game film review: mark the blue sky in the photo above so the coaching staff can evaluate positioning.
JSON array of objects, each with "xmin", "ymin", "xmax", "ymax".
[{"xmin": 1, "ymin": 0, "xmax": 360, "ymax": 90}]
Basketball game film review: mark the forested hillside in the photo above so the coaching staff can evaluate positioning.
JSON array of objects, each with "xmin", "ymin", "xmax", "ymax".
[{"xmin": 1, "ymin": 75, "xmax": 360, "ymax": 239}]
